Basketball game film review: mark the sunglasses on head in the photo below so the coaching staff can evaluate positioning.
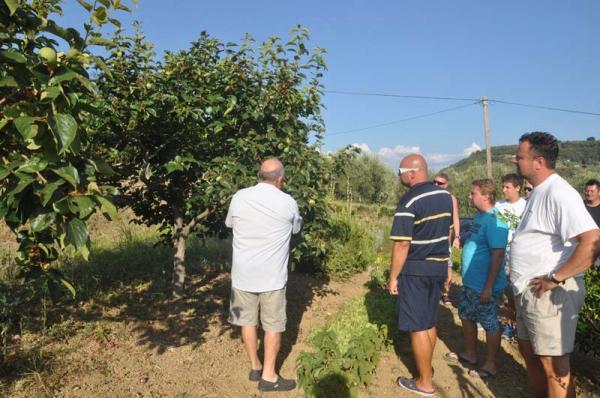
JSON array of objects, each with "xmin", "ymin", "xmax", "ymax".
[{"xmin": 398, "ymin": 167, "xmax": 419, "ymax": 175}]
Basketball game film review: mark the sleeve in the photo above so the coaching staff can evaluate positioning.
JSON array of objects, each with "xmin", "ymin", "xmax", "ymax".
[
  {"xmin": 291, "ymin": 200, "xmax": 302, "ymax": 234},
  {"xmin": 390, "ymin": 204, "xmax": 415, "ymax": 241},
  {"xmin": 225, "ymin": 196, "xmax": 236, "ymax": 228},
  {"xmin": 555, "ymin": 190, "xmax": 598, "ymax": 243},
  {"xmin": 486, "ymin": 214, "xmax": 509, "ymax": 249}
]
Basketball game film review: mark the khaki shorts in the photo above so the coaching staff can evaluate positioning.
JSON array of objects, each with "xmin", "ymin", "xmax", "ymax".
[
  {"xmin": 228, "ymin": 286, "xmax": 286, "ymax": 332},
  {"xmin": 515, "ymin": 276, "xmax": 585, "ymax": 356}
]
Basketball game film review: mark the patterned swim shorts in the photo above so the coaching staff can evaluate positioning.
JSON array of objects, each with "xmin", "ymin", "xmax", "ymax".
[{"xmin": 458, "ymin": 286, "xmax": 501, "ymax": 332}]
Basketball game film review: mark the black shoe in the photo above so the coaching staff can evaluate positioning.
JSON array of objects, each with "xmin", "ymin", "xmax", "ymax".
[
  {"xmin": 258, "ymin": 376, "xmax": 296, "ymax": 392},
  {"xmin": 249, "ymin": 368, "xmax": 262, "ymax": 382}
]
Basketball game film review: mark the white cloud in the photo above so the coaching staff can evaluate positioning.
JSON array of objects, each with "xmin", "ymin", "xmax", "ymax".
[
  {"xmin": 462, "ymin": 142, "xmax": 482, "ymax": 156},
  {"xmin": 372, "ymin": 143, "xmax": 481, "ymax": 170}
]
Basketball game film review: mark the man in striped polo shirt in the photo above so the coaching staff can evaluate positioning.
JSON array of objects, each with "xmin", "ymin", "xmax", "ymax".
[{"xmin": 388, "ymin": 154, "xmax": 453, "ymax": 397}]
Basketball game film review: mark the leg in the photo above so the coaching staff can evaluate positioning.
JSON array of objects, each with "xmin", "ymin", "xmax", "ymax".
[
  {"xmin": 410, "ymin": 329, "xmax": 435, "ymax": 392},
  {"xmin": 517, "ymin": 338, "xmax": 547, "ymax": 398},
  {"xmin": 481, "ymin": 330, "xmax": 501, "ymax": 374},
  {"xmin": 460, "ymin": 318, "xmax": 479, "ymax": 363},
  {"xmin": 538, "ymin": 354, "xmax": 574, "ymax": 398},
  {"xmin": 241, "ymin": 326, "xmax": 262, "ymax": 371},
  {"xmin": 261, "ymin": 331, "xmax": 281, "ymax": 382}
]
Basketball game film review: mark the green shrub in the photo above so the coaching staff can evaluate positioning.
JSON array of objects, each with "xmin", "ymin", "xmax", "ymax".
[
  {"xmin": 323, "ymin": 212, "xmax": 376, "ymax": 280},
  {"xmin": 296, "ymin": 297, "xmax": 388, "ymax": 397},
  {"xmin": 577, "ymin": 266, "xmax": 600, "ymax": 356}
]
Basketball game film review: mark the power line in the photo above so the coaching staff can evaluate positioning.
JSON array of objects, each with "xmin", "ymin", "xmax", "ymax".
[
  {"xmin": 327, "ymin": 102, "xmax": 479, "ymax": 136},
  {"xmin": 490, "ymin": 99, "xmax": 600, "ymax": 117},
  {"xmin": 325, "ymin": 90, "xmax": 479, "ymax": 102}
]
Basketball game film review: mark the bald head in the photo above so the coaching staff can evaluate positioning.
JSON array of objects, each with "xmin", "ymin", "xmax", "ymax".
[
  {"xmin": 398, "ymin": 154, "xmax": 429, "ymax": 187},
  {"xmin": 258, "ymin": 158, "xmax": 284, "ymax": 185}
]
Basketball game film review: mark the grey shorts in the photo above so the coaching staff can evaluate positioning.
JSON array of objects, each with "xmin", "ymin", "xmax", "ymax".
[
  {"xmin": 228, "ymin": 286, "xmax": 287, "ymax": 332},
  {"xmin": 514, "ymin": 276, "xmax": 585, "ymax": 356}
]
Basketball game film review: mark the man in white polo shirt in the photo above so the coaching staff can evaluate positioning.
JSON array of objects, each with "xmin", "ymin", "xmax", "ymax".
[
  {"xmin": 510, "ymin": 132, "xmax": 600, "ymax": 398},
  {"xmin": 225, "ymin": 158, "xmax": 302, "ymax": 393}
]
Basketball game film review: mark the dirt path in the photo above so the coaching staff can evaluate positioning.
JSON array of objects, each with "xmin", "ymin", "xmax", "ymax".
[{"xmin": 5, "ymin": 267, "xmax": 599, "ymax": 397}]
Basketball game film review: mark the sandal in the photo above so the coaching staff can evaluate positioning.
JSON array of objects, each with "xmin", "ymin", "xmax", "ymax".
[
  {"xmin": 469, "ymin": 368, "xmax": 496, "ymax": 379},
  {"xmin": 444, "ymin": 352, "xmax": 477, "ymax": 366},
  {"xmin": 397, "ymin": 376, "xmax": 435, "ymax": 397}
]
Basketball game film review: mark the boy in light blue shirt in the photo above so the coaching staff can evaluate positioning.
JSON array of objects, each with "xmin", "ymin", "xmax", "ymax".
[{"xmin": 445, "ymin": 179, "xmax": 508, "ymax": 379}]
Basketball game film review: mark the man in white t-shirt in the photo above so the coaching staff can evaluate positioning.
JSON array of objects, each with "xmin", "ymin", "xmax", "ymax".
[
  {"xmin": 510, "ymin": 132, "xmax": 600, "ymax": 398},
  {"xmin": 225, "ymin": 158, "xmax": 302, "ymax": 392},
  {"xmin": 495, "ymin": 173, "xmax": 527, "ymax": 342}
]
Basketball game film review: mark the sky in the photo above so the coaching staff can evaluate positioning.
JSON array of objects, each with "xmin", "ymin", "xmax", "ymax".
[{"xmin": 57, "ymin": 0, "xmax": 600, "ymax": 169}]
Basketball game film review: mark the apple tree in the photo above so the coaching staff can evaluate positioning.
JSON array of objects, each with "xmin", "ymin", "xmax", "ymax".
[
  {"xmin": 92, "ymin": 26, "xmax": 330, "ymax": 294},
  {"xmin": 0, "ymin": 0, "xmax": 132, "ymax": 299}
]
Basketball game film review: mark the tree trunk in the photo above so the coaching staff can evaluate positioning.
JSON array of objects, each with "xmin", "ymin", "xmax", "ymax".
[{"xmin": 172, "ymin": 213, "xmax": 187, "ymax": 297}]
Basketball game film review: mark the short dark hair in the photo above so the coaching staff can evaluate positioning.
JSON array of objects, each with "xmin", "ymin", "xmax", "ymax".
[
  {"xmin": 435, "ymin": 172, "xmax": 449, "ymax": 181},
  {"xmin": 502, "ymin": 173, "xmax": 523, "ymax": 190},
  {"xmin": 519, "ymin": 132, "xmax": 559, "ymax": 169},
  {"xmin": 585, "ymin": 179, "xmax": 600, "ymax": 189},
  {"xmin": 472, "ymin": 178, "xmax": 497, "ymax": 203}
]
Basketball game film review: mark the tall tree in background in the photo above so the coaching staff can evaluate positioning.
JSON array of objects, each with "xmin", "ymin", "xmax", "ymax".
[
  {"xmin": 92, "ymin": 26, "xmax": 330, "ymax": 295},
  {"xmin": 0, "ymin": 0, "xmax": 131, "ymax": 298}
]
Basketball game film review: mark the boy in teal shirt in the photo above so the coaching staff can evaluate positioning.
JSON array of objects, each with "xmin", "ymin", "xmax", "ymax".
[{"xmin": 445, "ymin": 179, "xmax": 508, "ymax": 379}]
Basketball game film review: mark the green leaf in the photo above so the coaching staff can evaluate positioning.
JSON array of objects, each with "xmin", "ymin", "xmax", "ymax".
[
  {"xmin": 4, "ymin": 0, "xmax": 18, "ymax": 15},
  {"xmin": 0, "ymin": 49, "xmax": 26, "ymax": 63},
  {"xmin": 72, "ymin": 196, "xmax": 95, "ymax": 218},
  {"xmin": 66, "ymin": 218, "xmax": 88, "ymax": 251},
  {"xmin": 0, "ymin": 76, "xmax": 18, "ymax": 87},
  {"xmin": 17, "ymin": 157, "xmax": 48, "ymax": 173},
  {"xmin": 49, "ymin": 113, "xmax": 77, "ymax": 153},
  {"xmin": 90, "ymin": 158, "xmax": 115, "ymax": 176},
  {"xmin": 14, "ymin": 116, "xmax": 39, "ymax": 140},
  {"xmin": 95, "ymin": 195, "xmax": 117, "ymax": 220},
  {"xmin": 0, "ymin": 165, "xmax": 9, "ymax": 179},
  {"xmin": 91, "ymin": 56, "xmax": 112, "ymax": 79},
  {"xmin": 53, "ymin": 196, "xmax": 76, "ymax": 215},
  {"xmin": 75, "ymin": 0, "xmax": 93, "ymax": 11},
  {"xmin": 0, "ymin": 118, "xmax": 8, "ymax": 130},
  {"xmin": 49, "ymin": 69, "xmax": 78, "ymax": 85},
  {"xmin": 165, "ymin": 161, "xmax": 184, "ymax": 174},
  {"xmin": 46, "ymin": 268, "xmax": 77, "ymax": 298},
  {"xmin": 91, "ymin": 7, "xmax": 108, "ymax": 25},
  {"xmin": 41, "ymin": 180, "xmax": 65, "ymax": 206},
  {"xmin": 31, "ymin": 213, "xmax": 55, "ymax": 233},
  {"xmin": 40, "ymin": 86, "xmax": 62, "ymax": 101},
  {"xmin": 10, "ymin": 173, "xmax": 35, "ymax": 195},
  {"xmin": 51, "ymin": 166, "xmax": 80, "ymax": 188}
]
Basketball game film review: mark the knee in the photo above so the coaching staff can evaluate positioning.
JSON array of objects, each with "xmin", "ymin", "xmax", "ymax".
[{"xmin": 539, "ymin": 355, "xmax": 570, "ymax": 378}]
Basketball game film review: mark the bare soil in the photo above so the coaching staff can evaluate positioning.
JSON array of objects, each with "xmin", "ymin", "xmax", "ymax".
[{"xmin": 1, "ymin": 267, "xmax": 599, "ymax": 398}]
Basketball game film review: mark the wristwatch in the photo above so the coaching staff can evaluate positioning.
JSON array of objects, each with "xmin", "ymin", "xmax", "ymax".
[{"xmin": 547, "ymin": 271, "xmax": 564, "ymax": 285}]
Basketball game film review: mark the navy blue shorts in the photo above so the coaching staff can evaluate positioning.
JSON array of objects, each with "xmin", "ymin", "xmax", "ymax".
[{"xmin": 397, "ymin": 275, "xmax": 445, "ymax": 332}]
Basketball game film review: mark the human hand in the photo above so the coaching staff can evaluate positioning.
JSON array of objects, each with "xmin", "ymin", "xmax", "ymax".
[
  {"xmin": 452, "ymin": 237, "xmax": 460, "ymax": 249},
  {"xmin": 480, "ymin": 287, "xmax": 492, "ymax": 304},
  {"xmin": 388, "ymin": 278, "xmax": 398, "ymax": 295},
  {"xmin": 529, "ymin": 275, "xmax": 557, "ymax": 298}
]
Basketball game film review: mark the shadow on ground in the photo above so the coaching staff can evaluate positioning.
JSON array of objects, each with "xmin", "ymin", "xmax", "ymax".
[{"xmin": 364, "ymin": 282, "xmax": 531, "ymax": 398}]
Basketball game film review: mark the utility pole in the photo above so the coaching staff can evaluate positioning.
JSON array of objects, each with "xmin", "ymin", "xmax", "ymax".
[{"xmin": 482, "ymin": 96, "xmax": 492, "ymax": 178}]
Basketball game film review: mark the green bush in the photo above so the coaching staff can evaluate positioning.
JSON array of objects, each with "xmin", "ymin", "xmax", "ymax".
[
  {"xmin": 322, "ymin": 211, "xmax": 376, "ymax": 280},
  {"xmin": 577, "ymin": 266, "xmax": 600, "ymax": 356},
  {"xmin": 296, "ymin": 297, "xmax": 388, "ymax": 397}
]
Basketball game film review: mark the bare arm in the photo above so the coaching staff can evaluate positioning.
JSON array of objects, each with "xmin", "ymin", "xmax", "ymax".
[
  {"xmin": 531, "ymin": 229, "xmax": 600, "ymax": 296},
  {"xmin": 452, "ymin": 195, "xmax": 460, "ymax": 248},
  {"xmin": 388, "ymin": 240, "xmax": 411, "ymax": 295},
  {"xmin": 480, "ymin": 248, "xmax": 505, "ymax": 303}
]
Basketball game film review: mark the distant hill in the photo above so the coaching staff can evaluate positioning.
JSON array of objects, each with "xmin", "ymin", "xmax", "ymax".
[{"xmin": 442, "ymin": 138, "xmax": 600, "ymax": 216}]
